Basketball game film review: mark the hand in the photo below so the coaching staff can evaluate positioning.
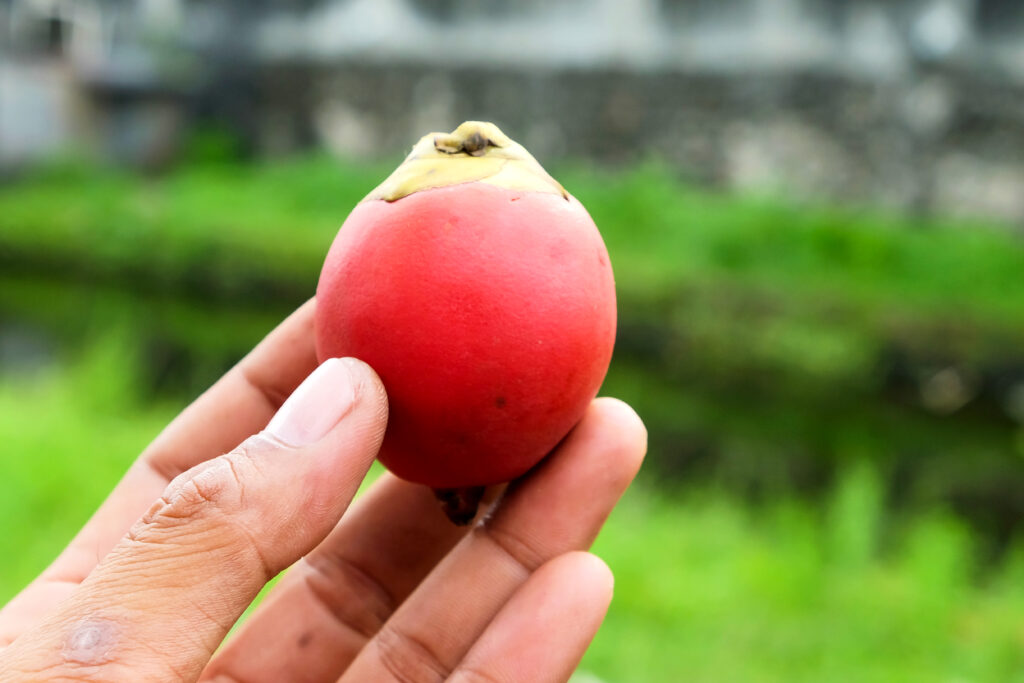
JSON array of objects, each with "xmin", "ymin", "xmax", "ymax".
[{"xmin": 0, "ymin": 301, "xmax": 646, "ymax": 682}]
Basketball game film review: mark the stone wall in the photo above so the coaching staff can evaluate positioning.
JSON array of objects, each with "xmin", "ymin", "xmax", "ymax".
[{"xmin": 265, "ymin": 61, "xmax": 1024, "ymax": 224}]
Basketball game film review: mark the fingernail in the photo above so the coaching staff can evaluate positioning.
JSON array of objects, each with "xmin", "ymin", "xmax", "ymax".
[{"xmin": 265, "ymin": 358, "xmax": 358, "ymax": 446}]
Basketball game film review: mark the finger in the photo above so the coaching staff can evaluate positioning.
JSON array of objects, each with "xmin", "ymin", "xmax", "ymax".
[
  {"xmin": 449, "ymin": 552, "xmax": 614, "ymax": 683},
  {"xmin": 202, "ymin": 474, "xmax": 488, "ymax": 683},
  {"xmin": 0, "ymin": 358, "xmax": 388, "ymax": 682},
  {"xmin": 0, "ymin": 301, "xmax": 318, "ymax": 644},
  {"xmin": 340, "ymin": 397, "xmax": 646, "ymax": 683}
]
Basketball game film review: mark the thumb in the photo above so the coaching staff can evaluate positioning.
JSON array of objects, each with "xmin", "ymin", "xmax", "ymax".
[{"xmin": 0, "ymin": 357, "xmax": 388, "ymax": 683}]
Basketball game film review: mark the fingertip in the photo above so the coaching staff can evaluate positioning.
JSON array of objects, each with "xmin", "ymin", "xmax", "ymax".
[
  {"xmin": 338, "ymin": 356, "xmax": 390, "ymax": 437},
  {"xmin": 589, "ymin": 397, "xmax": 648, "ymax": 453},
  {"xmin": 339, "ymin": 355, "xmax": 388, "ymax": 402},
  {"xmin": 545, "ymin": 551, "xmax": 615, "ymax": 609},
  {"xmin": 573, "ymin": 397, "xmax": 648, "ymax": 490},
  {"xmin": 444, "ymin": 550, "xmax": 616, "ymax": 683},
  {"xmin": 264, "ymin": 358, "xmax": 358, "ymax": 447},
  {"xmin": 294, "ymin": 296, "xmax": 318, "ymax": 324},
  {"xmin": 581, "ymin": 551, "xmax": 615, "ymax": 598}
]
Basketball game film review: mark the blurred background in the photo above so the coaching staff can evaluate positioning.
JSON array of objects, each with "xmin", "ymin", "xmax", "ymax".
[{"xmin": 2, "ymin": 0, "xmax": 1024, "ymax": 680}]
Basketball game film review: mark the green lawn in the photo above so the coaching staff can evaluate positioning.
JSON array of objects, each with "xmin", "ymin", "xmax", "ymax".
[{"xmin": 4, "ymin": 347, "xmax": 1024, "ymax": 682}]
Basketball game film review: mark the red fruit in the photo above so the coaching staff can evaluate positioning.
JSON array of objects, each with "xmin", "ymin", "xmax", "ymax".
[{"xmin": 315, "ymin": 122, "xmax": 615, "ymax": 493}]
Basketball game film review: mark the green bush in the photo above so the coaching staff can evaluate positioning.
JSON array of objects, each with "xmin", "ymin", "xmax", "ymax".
[{"xmin": 2, "ymin": 156, "xmax": 1023, "ymax": 519}]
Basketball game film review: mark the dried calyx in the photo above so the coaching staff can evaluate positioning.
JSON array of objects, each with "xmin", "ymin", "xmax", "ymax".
[
  {"xmin": 363, "ymin": 121, "xmax": 568, "ymax": 203},
  {"xmin": 433, "ymin": 486, "xmax": 487, "ymax": 526}
]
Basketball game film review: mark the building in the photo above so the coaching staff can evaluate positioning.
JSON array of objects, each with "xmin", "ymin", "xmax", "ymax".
[{"xmin": 3, "ymin": 0, "xmax": 1024, "ymax": 220}]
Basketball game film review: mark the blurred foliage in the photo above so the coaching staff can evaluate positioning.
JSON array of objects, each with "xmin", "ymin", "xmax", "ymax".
[
  {"xmin": 0, "ymin": 337, "xmax": 173, "ymax": 587},
  {"xmin": 4, "ymin": 350, "xmax": 1024, "ymax": 682},
  {"xmin": 1, "ymin": 155, "xmax": 1024, "ymax": 535},
  {"xmin": 3, "ymin": 156, "xmax": 1024, "ymax": 681},
  {"xmin": 181, "ymin": 126, "xmax": 249, "ymax": 166},
  {"xmin": 589, "ymin": 482, "xmax": 1024, "ymax": 682}
]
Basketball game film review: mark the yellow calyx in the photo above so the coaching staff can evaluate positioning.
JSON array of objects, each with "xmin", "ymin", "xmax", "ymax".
[{"xmin": 362, "ymin": 121, "xmax": 568, "ymax": 203}]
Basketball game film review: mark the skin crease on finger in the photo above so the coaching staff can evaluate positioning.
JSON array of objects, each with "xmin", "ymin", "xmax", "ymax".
[{"xmin": 197, "ymin": 474, "xmax": 505, "ymax": 683}]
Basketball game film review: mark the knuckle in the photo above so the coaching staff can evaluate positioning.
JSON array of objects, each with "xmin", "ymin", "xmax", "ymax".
[
  {"xmin": 142, "ymin": 462, "xmax": 236, "ymax": 528},
  {"xmin": 476, "ymin": 521, "xmax": 543, "ymax": 576},
  {"xmin": 122, "ymin": 436, "xmax": 279, "ymax": 580},
  {"xmin": 303, "ymin": 554, "xmax": 396, "ymax": 640},
  {"xmin": 136, "ymin": 439, "xmax": 266, "ymax": 532},
  {"xmin": 374, "ymin": 622, "xmax": 451, "ymax": 683}
]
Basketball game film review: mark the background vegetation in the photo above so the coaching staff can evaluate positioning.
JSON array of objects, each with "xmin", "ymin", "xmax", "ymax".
[{"xmin": 2, "ymin": 155, "xmax": 1024, "ymax": 681}]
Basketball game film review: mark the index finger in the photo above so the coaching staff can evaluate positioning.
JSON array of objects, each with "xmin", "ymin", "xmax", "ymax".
[
  {"xmin": 339, "ymin": 398, "xmax": 647, "ymax": 682},
  {"xmin": 0, "ymin": 299, "xmax": 319, "ymax": 645}
]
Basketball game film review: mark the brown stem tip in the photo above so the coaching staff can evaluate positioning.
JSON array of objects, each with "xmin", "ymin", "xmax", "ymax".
[
  {"xmin": 433, "ymin": 486, "xmax": 487, "ymax": 526},
  {"xmin": 435, "ymin": 130, "xmax": 495, "ymax": 157}
]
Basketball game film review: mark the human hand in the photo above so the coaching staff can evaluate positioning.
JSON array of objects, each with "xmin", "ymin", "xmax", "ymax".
[{"xmin": 0, "ymin": 301, "xmax": 646, "ymax": 682}]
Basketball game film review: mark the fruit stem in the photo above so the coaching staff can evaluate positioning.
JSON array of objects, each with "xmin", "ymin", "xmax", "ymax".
[
  {"xmin": 433, "ymin": 121, "xmax": 510, "ymax": 157},
  {"xmin": 433, "ymin": 486, "xmax": 487, "ymax": 526}
]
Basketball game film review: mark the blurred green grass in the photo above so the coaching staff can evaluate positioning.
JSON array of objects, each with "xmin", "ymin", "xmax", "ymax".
[
  {"xmin": 2, "ymin": 155, "xmax": 1024, "ymax": 680},
  {"xmin": 4, "ymin": 347, "xmax": 1024, "ymax": 682},
  {"xmin": 2, "ymin": 156, "xmax": 1023, "ymax": 498},
  {"xmin": 589, "ymin": 484, "xmax": 1024, "ymax": 682},
  {"xmin": 0, "ymin": 340, "xmax": 174, "ymax": 587}
]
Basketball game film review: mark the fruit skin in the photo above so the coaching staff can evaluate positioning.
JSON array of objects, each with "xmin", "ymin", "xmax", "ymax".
[{"xmin": 316, "ymin": 180, "xmax": 615, "ymax": 488}]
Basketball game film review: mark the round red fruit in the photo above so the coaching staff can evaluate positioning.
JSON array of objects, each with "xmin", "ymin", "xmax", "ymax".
[{"xmin": 315, "ymin": 121, "xmax": 616, "ymax": 489}]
